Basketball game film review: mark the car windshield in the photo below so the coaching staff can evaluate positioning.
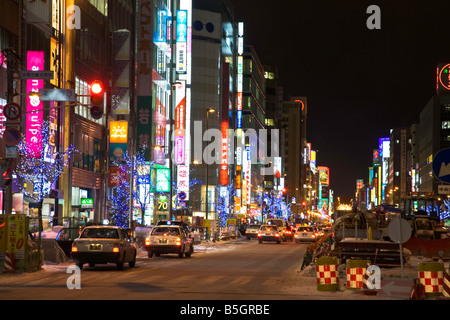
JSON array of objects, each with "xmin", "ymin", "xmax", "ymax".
[
  {"xmin": 267, "ymin": 220, "xmax": 283, "ymax": 227},
  {"xmin": 298, "ymin": 227, "xmax": 313, "ymax": 232},
  {"xmin": 152, "ymin": 227, "xmax": 181, "ymax": 236},
  {"xmin": 248, "ymin": 225, "xmax": 260, "ymax": 229},
  {"xmin": 81, "ymin": 228, "xmax": 119, "ymax": 239}
]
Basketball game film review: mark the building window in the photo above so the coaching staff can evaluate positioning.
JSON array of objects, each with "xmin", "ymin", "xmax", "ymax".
[{"xmin": 442, "ymin": 121, "xmax": 450, "ymax": 129}]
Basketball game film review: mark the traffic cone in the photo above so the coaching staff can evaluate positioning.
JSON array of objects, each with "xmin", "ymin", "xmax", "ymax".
[
  {"xmin": 410, "ymin": 278, "xmax": 426, "ymax": 300},
  {"xmin": 3, "ymin": 251, "xmax": 15, "ymax": 273}
]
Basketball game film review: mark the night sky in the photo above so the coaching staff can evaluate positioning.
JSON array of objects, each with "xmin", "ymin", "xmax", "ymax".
[{"xmin": 229, "ymin": 0, "xmax": 450, "ymax": 202}]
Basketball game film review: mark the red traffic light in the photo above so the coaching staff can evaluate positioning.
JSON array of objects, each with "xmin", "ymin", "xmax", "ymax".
[
  {"xmin": 90, "ymin": 80, "xmax": 104, "ymax": 106},
  {"xmin": 302, "ymin": 201, "xmax": 307, "ymax": 206},
  {"xmin": 282, "ymin": 188, "xmax": 287, "ymax": 194},
  {"xmin": 1, "ymin": 168, "xmax": 13, "ymax": 188}
]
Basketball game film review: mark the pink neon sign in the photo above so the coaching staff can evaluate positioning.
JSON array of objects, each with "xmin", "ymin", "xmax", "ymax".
[{"xmin": 26, "ymin": 51, "xmax": 44, "ymax": 158}]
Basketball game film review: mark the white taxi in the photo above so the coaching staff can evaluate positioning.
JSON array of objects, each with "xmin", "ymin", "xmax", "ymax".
[
  {"xmin": 257, "ymin": 224, "xmax": 281, "ymax": 244},
  {"xmin": 295, "ymin": 226, "xmax": 318, "ymax": 242},
  {"xmin": 71, "ymin": 226, "xmax": 137, "ymax": 270},
  {"xmin": 144, "ymin": 225, "xmax": 193, "ymax": 258}
]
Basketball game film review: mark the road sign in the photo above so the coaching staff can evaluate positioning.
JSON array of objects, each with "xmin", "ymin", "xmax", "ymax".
[
  {"xmin": 20, "ymin": 70, "xmax": 54, "ymax": 80},
  {"xmin": 388, "ymin": 217, "xmax": 411, "ymax": 244},
  {"xmin": 3, "ymin": 103, "xmax": 21, "ymax": 120},
  {"xmin": 3, "ymin": 127, "xmax": 21, "ymax": 146},
  {"xmin": 39, "ymin": 88, "xmax": 76, "ymax": 102},
  {"xmin": 433, "ymin": 148, "xmax": 450, "ymax": 183},
  {"xmin": 438, "ymin": 184, "xmax": 450, "ymax": 195},
  {"xmin": 178, "ymin": 191, "xmax": 187, "ymax": 200}
]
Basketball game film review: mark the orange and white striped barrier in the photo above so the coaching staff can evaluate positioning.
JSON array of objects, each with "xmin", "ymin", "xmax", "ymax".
[
  {"xmin": 440, "ymin": 268, "xmax": 450, "ymax": 298},
  {"xmin": 2, "ymin": 251, "xmax": 15, "ymax": 273}
]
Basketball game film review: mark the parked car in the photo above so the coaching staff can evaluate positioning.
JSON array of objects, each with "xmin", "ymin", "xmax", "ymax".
[
  {"xmin": 295, "ymin": 226, "xmax": 318, "ymax": 242},
  {"xmin": 145, "ymin": 225, "xmax": 194, "ymax": 258},
  {"xmin": 257, "ymin": 225, "xmax": 281, "ymax": 244},
  {"xmin": 71, "ymin": 226, "xmax": 137, "ymax": 270},
  {"xmin": 245, "ymin": 224, "xmax": 261, "ymax": 240}
]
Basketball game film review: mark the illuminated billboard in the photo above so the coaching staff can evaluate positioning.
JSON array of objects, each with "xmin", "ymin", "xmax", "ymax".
[
  {"xmin": 174, "ymin": 81, "xmax": 186, "ymax": 165},
  {"xmin": 26, "ymin": 51, "xmax": 44, "ymax": 158},
  {"xmin": 437, "ymin": 63, "xmax": 450, "ymax": 95},
  {"xmin": 109, "ymin": 120, "xmax": 128, "ymax": 163},
  {"xmin": 176, "ymin": 10, "xmax": 188, "ymax": 73},
  {"xmin": 318, "ymin": 166, "xmax": 330, "ymax": 185}
]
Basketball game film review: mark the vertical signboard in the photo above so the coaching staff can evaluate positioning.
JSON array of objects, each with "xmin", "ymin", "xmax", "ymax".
[
  {"xmin": 174, "ymin": 81, "xmax": 186, "ymax": 165},
  {"xmin": 235, "ymin": 22, "xmax": 244, "ymax": 214},
  {"xmin": 177, "ymin": 164, "xmax": 189, "ymax": 200},
  {"xmin": 137, "ymin": 96, "xmax": 152, "ymax": 161},
  {"xmin": 220, "ymin": 62, "xmax": 230, "ymax": 185},
  {"xmin": 176, "ymin": 10, "xmax": 188, "ymax": 73},
  {"xmin": 6, "ymin": 214, "xmax": 26, "ymax": 257},
  {"xmin": 26, "ymin": 51, "xmax": 44, "ymax": 158},
  {"xmin": 109, "ymin": 121, "xmax": 128, "ymax": 163}
]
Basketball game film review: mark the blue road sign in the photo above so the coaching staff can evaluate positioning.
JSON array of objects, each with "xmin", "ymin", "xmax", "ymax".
[{"xmin": 433, "ymin": 148, "xmax": 450, "ymax": 183}]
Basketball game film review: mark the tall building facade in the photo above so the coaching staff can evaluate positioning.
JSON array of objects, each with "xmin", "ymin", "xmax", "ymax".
[{"xmin": 281, "ymin": 97, "xmax": 307, "ymax": 205}]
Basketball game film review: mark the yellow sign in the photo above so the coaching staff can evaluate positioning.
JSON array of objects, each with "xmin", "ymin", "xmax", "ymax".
[
  {"xmin": 110, "ymin": 121, "xmax": 128, "ymax": 144},
  {"xmin": 0, "ymin": 215, "xmax": 5, "ymax": 253},
  {"xmin": 6, "ymin": 214, "xmax": 26, "ymax": 253}
]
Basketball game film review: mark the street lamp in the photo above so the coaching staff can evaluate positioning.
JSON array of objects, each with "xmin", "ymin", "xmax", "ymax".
[{"xmin": 205, "ymin": 108, "xmax": 215, "ymax": 224}]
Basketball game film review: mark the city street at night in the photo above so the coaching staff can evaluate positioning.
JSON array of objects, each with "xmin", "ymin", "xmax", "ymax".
[{"xmin": 1, "ymin": 0, "xmax": 450, "ymax": 313}]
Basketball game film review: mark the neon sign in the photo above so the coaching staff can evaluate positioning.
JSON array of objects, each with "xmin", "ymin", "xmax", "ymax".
[{"xmin": 26, "ymin": 51, "xmax": 44, "ymax": 158}]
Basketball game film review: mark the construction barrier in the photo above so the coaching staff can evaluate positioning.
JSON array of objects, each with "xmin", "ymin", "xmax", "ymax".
[
  {"xmin": 439, "ymin": 268, "xmax": 450, "ymax": 299},
  {"xmin": 315, "ymin": 256, "xmax": 340, "ymax": 292},
  {"xmin": 418, "ymin": 262, "xmax": 444, "ymax": 298},
  {"xmin": 346, "ymin": 259, "xmax": 369, "ymax": 290},
  {"xmin": 2, "ymin": 251, "xmax": 15, "ymax": 273}
]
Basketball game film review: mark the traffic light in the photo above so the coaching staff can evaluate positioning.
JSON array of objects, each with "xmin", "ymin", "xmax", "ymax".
[
  {"xmin": 0, "ymin": 168, "xmax": 13, "ymax": 188},
  {"xmin": 89, "ymin": 80, "xmax": 104, "ymax": 119},
  {"xmin": 282, "ymin": 188, "xmax": 287, "ymax": 194}
]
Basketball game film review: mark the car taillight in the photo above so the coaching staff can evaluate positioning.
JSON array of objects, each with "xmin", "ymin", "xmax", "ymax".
[
  {"xmin": 71, "ymin": 246, "xmax": 78, "ymax": 252},
  {"xmin": 145, "ymin": 237, "xmax": 151, "ymax": 246},
  {"xmin": 176, "ymin": 238, "xmax": 181, "ymax": 246},
  {"xmin": 257, "ymin": 233, "xmax": 261, "ymax": 237},
  {"xmin": 294, "ymin": 234, "xmax": 298, "ymax": 238},
  {"xmin": 113, "ymin": 247, "xmax": 120, "ymax": 253},
  {"xmin": 275, "ymin": 233, "xmax": 280, "ymax": 237}
]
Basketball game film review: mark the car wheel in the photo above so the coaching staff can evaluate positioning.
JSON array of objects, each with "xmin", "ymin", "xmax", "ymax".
[
  {"xmin": 77, "ymin": 262, "xmax": 83, "ymax": 270},
  {"xmin": 258, "ymin": 240, "xmax": 262, "ymax": 244},
  {"xmin": 247, "ymin": 237, "xmax": 250, "ymax": 240},
  {"xmin": 147, "ymin": 251, "xmax": 153, "ymax": 258},
  {"xmin": 129, "ymin": 254, "xmax": 136, "ymax": 268},
  {"xmin": 89, "ymin": 262, "xmax": 95, "ymax": 268},
  {"xmin": 185, "ymin": 245, "xmax": 193, "ymax": 257},
  {"xmin": 178, "ymin": 252, "xmax": 184, "ymax": 258},
  {"xmin": 116, "ymin": 261, "xmax": 124, "ymax": 270},
  {"xmin": 277, "ymin": 241, "xmax": 281, "ymax": 244}
]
